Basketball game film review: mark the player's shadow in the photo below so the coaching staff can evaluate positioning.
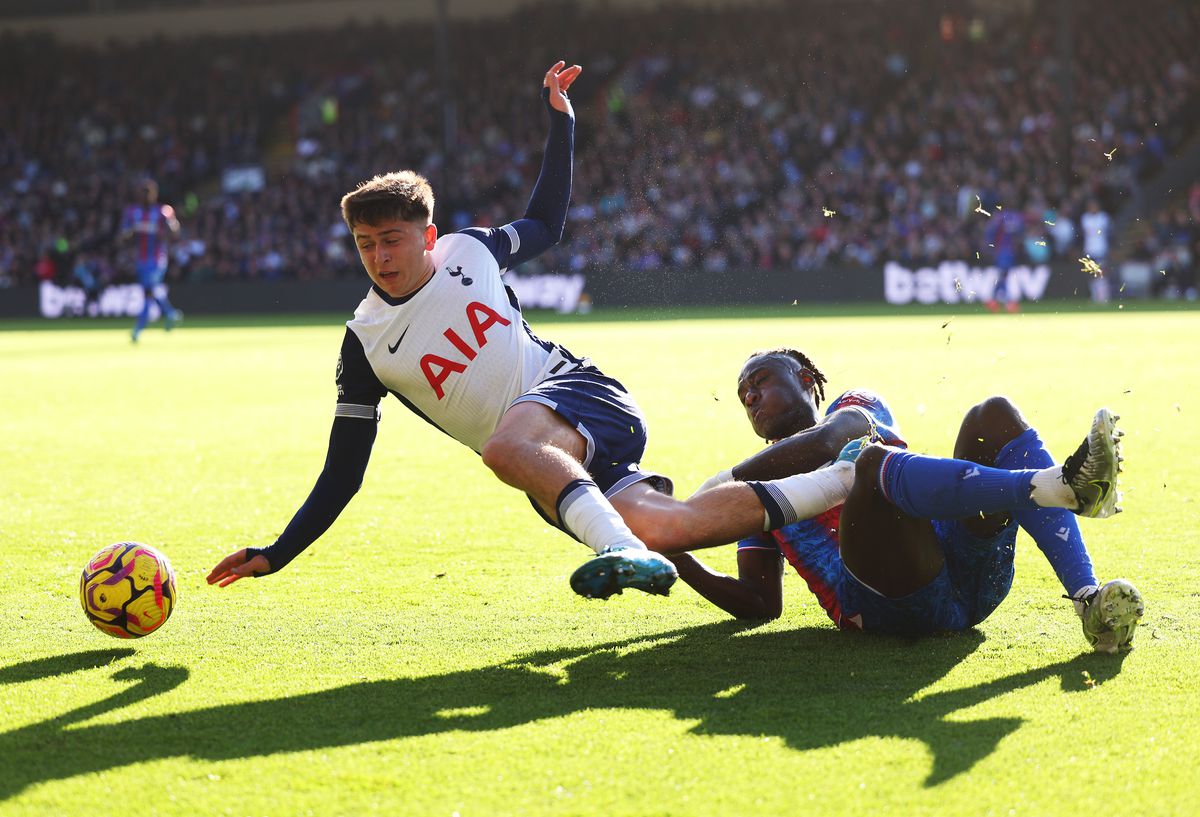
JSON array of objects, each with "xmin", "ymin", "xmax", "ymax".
[{"xmin": 1, "ymin": 625, "xmax": 1126, "ymax": 799}]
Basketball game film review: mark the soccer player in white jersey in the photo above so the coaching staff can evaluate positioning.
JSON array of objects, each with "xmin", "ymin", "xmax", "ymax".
[{"xmin": 207, "ymin": 61, "xmax": 891, "ymax": 603}]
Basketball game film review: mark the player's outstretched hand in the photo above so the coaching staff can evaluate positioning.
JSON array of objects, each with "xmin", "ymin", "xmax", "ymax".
[
  {"xmin": 206, "ymin": 548, "xmax": 271, "ymax": 588},
  {"xmin": 544, "ymin": 60, "xmax": 582, "ymax": 116}
]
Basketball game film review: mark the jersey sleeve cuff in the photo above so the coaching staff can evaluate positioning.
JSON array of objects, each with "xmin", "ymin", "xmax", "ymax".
[{"xmin": 334, "ymin": 403, "xmax": 381, "ymax": 421}]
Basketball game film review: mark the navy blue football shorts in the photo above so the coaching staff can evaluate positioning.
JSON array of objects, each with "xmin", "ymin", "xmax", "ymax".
[
  {"xmin": 511, "ymin": 367, "xmax": 672, "ymax": 534},
  {"xmin": 512, "ymin": 366, "xmax": 672, "ymax": 497}
]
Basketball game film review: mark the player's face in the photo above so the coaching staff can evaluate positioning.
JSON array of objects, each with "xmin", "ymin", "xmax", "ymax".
[
  {"xmin": 353, "ymin": 218, "xmax": 438, "ymax": 298},
  {"xmin": 737, "ymin": 356, "xmax": 819, "ymax": 442}
]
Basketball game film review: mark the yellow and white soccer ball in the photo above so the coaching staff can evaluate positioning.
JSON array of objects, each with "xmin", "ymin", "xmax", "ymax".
[{"xmin": 80, "ymin": 542, "xmax": 177, "ymax": 638}]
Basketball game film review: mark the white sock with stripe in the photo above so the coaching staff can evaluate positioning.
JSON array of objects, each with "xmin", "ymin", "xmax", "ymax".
[
  {"xmin": 746, "ymin": 460, "xmax": 856, "ymax": 530},
  {"xmin": 556, "ymin": 479, "xmax": 646, "ymax": 555}
]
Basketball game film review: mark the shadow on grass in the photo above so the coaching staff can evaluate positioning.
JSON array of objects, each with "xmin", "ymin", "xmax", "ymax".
[{"xmin": 1, "ymin": 624, "xmax": 1127, "ymax": 799}]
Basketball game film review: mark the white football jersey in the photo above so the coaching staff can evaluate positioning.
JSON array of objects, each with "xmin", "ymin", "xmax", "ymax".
[{"xmin": 336, "ymin": 230, "xmax": 585, "ymax": 453}]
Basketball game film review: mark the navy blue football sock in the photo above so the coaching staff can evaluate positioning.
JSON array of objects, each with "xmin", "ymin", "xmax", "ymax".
[
  {"xmin": 878, "ymin": 449, "xmax": 1041, "ymax": 520},
  {"xmin": 995, "ymin": 428, "xmax": 1097, "ymax": 596}
]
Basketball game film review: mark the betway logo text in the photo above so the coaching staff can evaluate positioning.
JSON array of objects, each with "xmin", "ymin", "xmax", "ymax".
[
  {"xmin": 883, "ymin": 261, "xmax": 1050, "ymax": 305},
  {"xmin": 505, "ymin": 273, "xmax": 585, "ymax": 314},
  {"xmin": 40, "ymin": 281, "xmax": 163, "ymax": 319}
]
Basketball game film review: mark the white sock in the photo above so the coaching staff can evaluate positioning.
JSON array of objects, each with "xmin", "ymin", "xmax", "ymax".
[
  {"xmin": 1030, "ymin": 465, "xmax": 1076, "ymax": 509},
  {"xmin": 757, "ymin": 460, "xmax": 856, "ymax": 531},
  {"xmin": 558, "ymin": 481, "xmax": 645, "ymax": 555}
]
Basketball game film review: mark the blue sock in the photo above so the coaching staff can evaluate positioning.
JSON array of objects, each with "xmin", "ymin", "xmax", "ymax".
[
  {"xmin": 134, "ymin": 298, "xmax": 152, "ymax": 335},
  {"xmin": 995, "ymin": 428, "xmax": 1097, "ymax": 596},
  {"xmin": 879, "ymin": 450, "xmax": 1040, "ymax": 520},
  {"xmin": 156, "ymin": 296, "xmax": 175, "ymax": 318}
]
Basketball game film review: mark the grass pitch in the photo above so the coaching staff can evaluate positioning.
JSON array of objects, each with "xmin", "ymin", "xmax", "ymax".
[{"xmin": 1, "ymin": 305, "xmax": 1198, "ymax": 816}]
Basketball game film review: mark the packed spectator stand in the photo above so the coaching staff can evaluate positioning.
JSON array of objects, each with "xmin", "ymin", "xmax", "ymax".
[{"xmin": 1, "ymin": 0, "xmax": 1197, "ymax": 300}]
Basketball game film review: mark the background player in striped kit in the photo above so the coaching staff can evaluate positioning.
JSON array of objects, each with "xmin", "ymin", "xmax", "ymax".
[{"xmin": 120, "ymin": 178, "xmax": 182, "ymax": 342}]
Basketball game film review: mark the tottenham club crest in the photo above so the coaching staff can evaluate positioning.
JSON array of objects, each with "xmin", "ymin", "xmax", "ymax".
[{"xmin": 447, "ymin": 265, "xmax": 473, "ymax": 286}]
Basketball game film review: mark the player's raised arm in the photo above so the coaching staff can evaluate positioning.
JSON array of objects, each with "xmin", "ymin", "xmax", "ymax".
[
  {"xmin": 461, "ymin": 61, "xmax": 581, "ymax": 270},
  {"xmin": 524, "ymin": 61, "xmax": 580, "ymax": 242},
  {"xmin": 162, "ymin": 204, "xmax": 181, "ymax": 235}
]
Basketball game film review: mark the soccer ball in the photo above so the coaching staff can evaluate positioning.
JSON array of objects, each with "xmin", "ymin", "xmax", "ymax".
[{"xmin": 80, "ymin": 542, "xmax": 177, "ymax": 638}]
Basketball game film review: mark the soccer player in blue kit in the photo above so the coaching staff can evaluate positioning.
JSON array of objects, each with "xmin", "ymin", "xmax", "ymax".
[
  {"xmin": 206, "ymin": 62, "xmax": 849, "ymax": 600},
  {"xmin": 668, "ymin": 349, "xmax": 1144, "ymax": 653},
  {"xmin": 120, "ymin": 179, "xmax": 182, "ymax": 342}
]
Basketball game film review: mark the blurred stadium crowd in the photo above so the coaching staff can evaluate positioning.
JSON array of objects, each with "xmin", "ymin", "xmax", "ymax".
[{"xmin": 1, "ymin": 0, "xmax": 1197, "ymax": 297}]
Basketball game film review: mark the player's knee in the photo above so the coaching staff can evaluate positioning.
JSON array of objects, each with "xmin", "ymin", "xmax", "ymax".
[
  {"xmin": 853, "ymin": 443, "xmax": 889, "ymax": 482},
  {"xmin": 959, "ymin": 396, "xmax": 1029, "ymax": 460},
  {"xmin": 480, "ymin": 433, "xmax": 522, "ymax": 479},
  {"xmin": 966, "ymin": 395, "xmax": 1025, "ymax": 429}
]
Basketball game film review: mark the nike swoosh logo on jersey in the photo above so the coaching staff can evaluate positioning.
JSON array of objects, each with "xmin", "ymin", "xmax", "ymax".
[{"xmin": 388, "ymin": 327, "xmax": 409, "ymax": 354}]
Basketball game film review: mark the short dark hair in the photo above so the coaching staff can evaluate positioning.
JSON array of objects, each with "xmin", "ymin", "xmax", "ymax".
[
  {"xmin": 340, "ymin": 171, "xmax": 435, "ymax": 229},
  {"xmin": 746, "ymin": 348, "xmax": 828, "ymax": 407}
]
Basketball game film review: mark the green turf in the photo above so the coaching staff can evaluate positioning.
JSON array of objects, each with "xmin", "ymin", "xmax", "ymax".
[{"xmin": 1, "ymin": 309, "xmax": 1197, "ymax": 816}]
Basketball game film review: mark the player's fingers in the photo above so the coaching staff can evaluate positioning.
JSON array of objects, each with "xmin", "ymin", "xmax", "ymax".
[
  {"xmin": 217, "ymin": 561, "xmax": 261, "ymax": 587},
  {"xmin": 205, "ymin": 561, "xmax": 233, "ymax": 584},
  {"xmin": 220, "ymin": 556, "xmax": 269, "ymax": 586},
  {"xmin": 544, "ymin": 60, "xmax": 566, "ymax": 86},
  {"xmin": 205, "ymin": 549, "xmax": 247, "ymax": 584},
  {"xmin": 559, "ymin": 64, "xmax": 582, "ymax": 91}
]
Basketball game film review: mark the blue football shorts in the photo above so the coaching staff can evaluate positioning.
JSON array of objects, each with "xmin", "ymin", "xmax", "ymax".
[
  {"xmin": 136, "ymin": 260, "xmax": 167, "ymax": 289},
  {"xmin": 838, "ymin": 517, "xmax": 1019, "ymax": 636}
]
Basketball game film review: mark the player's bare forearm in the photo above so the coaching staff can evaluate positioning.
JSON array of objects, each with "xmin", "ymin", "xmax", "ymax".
[
  {"xmin": 731, "ymin": 409, "xmax": 870, "ymax": 481},
  {"xmin": 668, "ymin": 552, "xmax": 782, "ymax": 619}
]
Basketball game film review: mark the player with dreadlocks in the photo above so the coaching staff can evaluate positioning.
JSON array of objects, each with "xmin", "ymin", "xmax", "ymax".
[
  {"xmin": 568, "ymin": 347, "xmax": 881, "ymax": 600},
  {"xmin": 657, "ymin": 348, "xmax": 1143, "ymax": 653}
]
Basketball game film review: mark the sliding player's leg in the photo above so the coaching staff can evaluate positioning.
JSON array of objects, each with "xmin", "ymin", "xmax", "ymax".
[
  {"xmin": 838, "ymin": 445, "xmax": 946, "ymax": 597},
  {"xmin": 608, "ymin": 459, "xmax": 858, "ymax": 554},
  {"xmin": 883, "ymin": 401, "xmax": 1140, "ymax": 650},
  {"xmin": 956, "ymin": 398, "xmax": 1141, "ymax": 652},
  {"xmin": 829, "ymin": 444, "xmax": 974, "ymax": 634},
  {"xmin": 483, "ymin": 398, "xmax": 677, "ymax": 599},
  {"xmin": 870, "ymin": 408, "xmax": 1122, "ymax": 522},
  {"xmin": 955, "ymin": 397, "xmax": 1098, "ymax": 590}
]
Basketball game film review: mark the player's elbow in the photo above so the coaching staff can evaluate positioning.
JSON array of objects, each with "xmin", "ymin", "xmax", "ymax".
[
  {"xmin": 319, "ymin": 466, "xmax": 366, "ymax": 504},
  {"xmin": 822, "ymin": 410, "xmax": 874, "ymax": 456}
]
